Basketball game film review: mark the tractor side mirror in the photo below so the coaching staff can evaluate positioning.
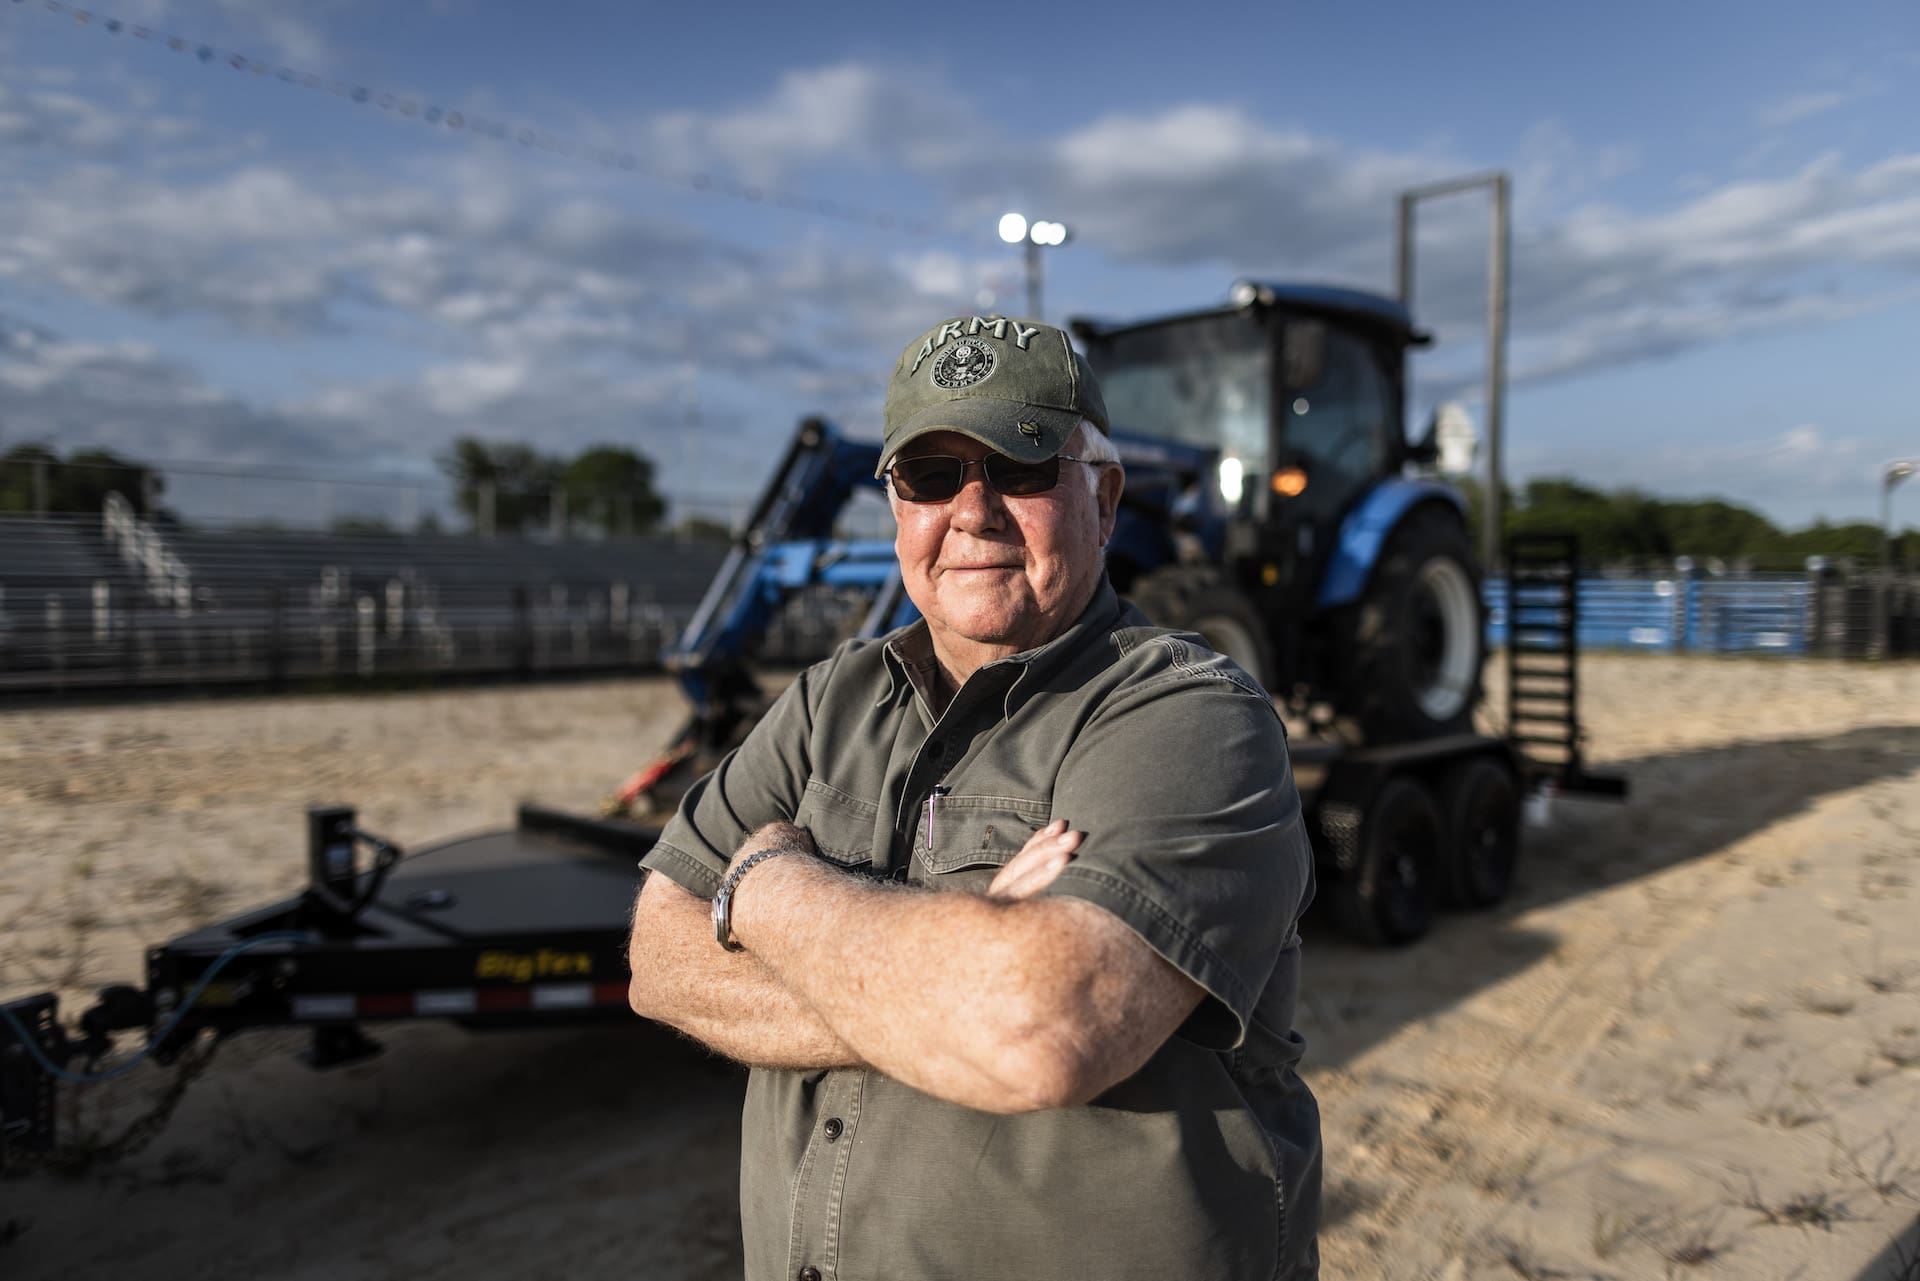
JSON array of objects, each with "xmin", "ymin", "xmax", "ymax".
[{"xmin": 1282, "ymin": 321, "xmax": 1326, "ymax": 390}]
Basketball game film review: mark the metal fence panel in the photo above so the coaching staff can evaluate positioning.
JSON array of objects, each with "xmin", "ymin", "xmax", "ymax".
[{"xmin": 1487, "ymin": 574, "xmax": 1825, "ymax": 655}]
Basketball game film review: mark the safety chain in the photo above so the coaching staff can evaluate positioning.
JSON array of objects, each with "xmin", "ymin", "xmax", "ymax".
[{"xmin": 0, "ymin": 1031, "xmax": 223, "ymax": 1176}]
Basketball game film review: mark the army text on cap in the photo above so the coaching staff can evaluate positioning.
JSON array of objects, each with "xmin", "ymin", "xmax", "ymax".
[{"xmin": 908, "ymin": 316, "xmax": 1043, "ymax": 376}]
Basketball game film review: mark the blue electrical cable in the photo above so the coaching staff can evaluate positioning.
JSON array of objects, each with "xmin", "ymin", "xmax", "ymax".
[{"xmin": 0, "ymin": 931, "xmax": 314, "ymax": 1086}]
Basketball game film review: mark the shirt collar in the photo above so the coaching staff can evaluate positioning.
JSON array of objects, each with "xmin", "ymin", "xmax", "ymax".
[
  {"xmin": 879, "ymin": 577, "xmax": 1124, "ymax": 718},
  {"xmin": 879, "ymin": 618, "xmax": 938, "ymax": 708}
]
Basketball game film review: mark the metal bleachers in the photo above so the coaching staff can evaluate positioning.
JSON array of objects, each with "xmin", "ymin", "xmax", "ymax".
[{"xmin": 0, "ymin": 513, "xmax": 747, "ymax": 695}]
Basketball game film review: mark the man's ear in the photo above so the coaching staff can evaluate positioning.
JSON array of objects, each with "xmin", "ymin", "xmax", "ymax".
[{"xmin": 1095, "ymin": 464, "xmax": 1124, "ymax": 545}]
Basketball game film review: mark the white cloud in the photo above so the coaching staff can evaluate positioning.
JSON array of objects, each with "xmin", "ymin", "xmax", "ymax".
[
  {"xmin": 1754, "ymin": 70, "xmax": 1887, "ymax": 130},
  {"xmin": 418, "ymin": 358, "xmax": 531, "ymax": 416},
  {"xmin": 649, "ymin": 63, "xmax": 950, "ymax": 187},
  {"xmin": 654, "ymin": 66, "xmax": 1920, "ymax": 392},
  {"xmin": 9, "ymin": 47, "xmax": 1920, "ymax": 526},
  {"xmin": 1756, "ymin": 90, "xmax": 1847, "ymax": 128}
]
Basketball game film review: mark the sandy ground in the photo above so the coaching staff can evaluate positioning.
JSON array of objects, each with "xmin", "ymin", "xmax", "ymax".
[{"xmin": 2, "ymin": 657, "xmax": 1917, "ymax": 1281}]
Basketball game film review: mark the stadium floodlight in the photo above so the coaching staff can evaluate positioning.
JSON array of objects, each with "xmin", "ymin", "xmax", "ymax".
[
  {"xmin": 1884, "ymin": 459, "xmax": 1918, "ymax": 569},
  {"xmin": 998, "ymin": 212, "xmax": 1072, "ymax": 320}
]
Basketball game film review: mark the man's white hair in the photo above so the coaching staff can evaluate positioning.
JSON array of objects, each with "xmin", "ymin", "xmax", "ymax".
[{"xmin": 1066, "ymin": 419, "xmax": 1122, "ymax": 471}]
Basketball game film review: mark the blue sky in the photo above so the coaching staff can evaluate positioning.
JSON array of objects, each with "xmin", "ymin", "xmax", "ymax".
[{"xmin": 1, "ymin": 0, "xmax": 1917, "ymax": 530}]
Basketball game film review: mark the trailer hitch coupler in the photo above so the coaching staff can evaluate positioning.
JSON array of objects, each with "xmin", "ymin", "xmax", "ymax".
[{"xmin": 308, "ymin": 804, "xmax": 358, "ymax": 903}]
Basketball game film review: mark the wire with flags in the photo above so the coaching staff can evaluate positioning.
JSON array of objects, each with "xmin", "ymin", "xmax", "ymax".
[{"xmin": 6, "ymin": 0, "xmax": 946, "ymax": 239}]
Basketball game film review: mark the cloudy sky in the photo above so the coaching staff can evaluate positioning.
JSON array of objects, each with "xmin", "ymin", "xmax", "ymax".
[{"xmin": 2, "ymin": 0, "xmax": 1917, "ymax": 529}]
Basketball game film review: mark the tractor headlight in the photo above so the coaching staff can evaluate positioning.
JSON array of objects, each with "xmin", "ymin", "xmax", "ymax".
[{"xmin": 1217, "ymin": 456, "xmax": 1245, "ymax": 504}]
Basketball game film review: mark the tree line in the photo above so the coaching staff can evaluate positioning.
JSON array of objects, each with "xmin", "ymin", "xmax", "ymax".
[
  {"xmin": 436, "ymin": 437, "xmax": 666, "ymax": 535},
  {"xmin": 1457, "ymin": 476, "xmax": 1919, "ymax": 571},
  {"xmin": 0, "ymin": 438, "xmax": 672, "ymax": 538},
  {"xmin": 0, "ymin": 444, "xmax": 167, "ymax": 518},
  {"xmin": 4, "ymin": 440, "xmax": 1914, "ymax": 568}
]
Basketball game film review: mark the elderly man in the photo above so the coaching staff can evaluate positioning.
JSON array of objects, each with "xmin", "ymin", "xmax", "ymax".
[{"xmin": 628, "ymin": 316, "xmax": 1321, "ymax": 1280}]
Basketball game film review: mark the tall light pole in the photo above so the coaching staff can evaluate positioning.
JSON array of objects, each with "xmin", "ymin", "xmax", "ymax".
[
  {"xmin": 1396, "ymin": 171, "xmax": 1510, "ymax": 573},
  {"xmin": 1885, "ymin": 459, "xmax": 1917, "ymax": 569},
  {"xmin": 1871, "ymin": 459, "xmax": 1916, "ymax": 659},
  {"xmin": 999, "ymin": 212, "xmax": 1070, "ymax": 321}
]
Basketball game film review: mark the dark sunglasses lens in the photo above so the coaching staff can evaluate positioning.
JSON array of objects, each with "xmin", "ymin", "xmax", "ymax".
[
  {"xmin": 891, "ymin": 456, "xmax": 963, "ymax": 502},
  {"xmin": 983, "ymin": 455, "xmax": 1061, "ymax": 496}
]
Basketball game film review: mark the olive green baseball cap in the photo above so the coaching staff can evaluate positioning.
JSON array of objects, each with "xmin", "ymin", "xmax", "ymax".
[{"xmin": 877, "ymin": 315, "xmax": 1109, "ymax": 477}]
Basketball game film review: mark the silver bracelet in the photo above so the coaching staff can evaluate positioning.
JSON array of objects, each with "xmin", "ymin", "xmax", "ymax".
[{"xmin": 711, "ymin": 847, "xmax": 805, "ymax": 952}]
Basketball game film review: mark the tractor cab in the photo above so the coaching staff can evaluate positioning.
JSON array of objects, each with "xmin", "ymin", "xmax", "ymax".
[
  {"xmin": 1076, "ymin": 282, "xmax": 1427, "ymax": 591},
  {"xmin": 1074, "ymin": 283, "xmax": 1481, "ymax": 743}
]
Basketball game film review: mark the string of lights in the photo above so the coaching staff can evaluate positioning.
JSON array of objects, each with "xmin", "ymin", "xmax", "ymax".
[{"xmin": 6, "ymin": 0, "xmax": 947, "ymax": 238}]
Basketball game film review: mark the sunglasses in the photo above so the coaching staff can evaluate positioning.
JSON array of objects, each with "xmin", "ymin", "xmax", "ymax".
[{"xmin": 886, "ymin": 453, "xmax": 1099, "ymax": 503}]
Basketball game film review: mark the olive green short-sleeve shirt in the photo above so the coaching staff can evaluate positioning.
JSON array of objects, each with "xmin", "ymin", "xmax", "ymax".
[{"xmin": 642, "ymin": 580, "xmax": 1321, "ymax": 1280}]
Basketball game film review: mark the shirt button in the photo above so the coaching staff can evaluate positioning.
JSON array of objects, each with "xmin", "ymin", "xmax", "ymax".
[
  {"xmin": 799, "ymin": 1268, "xmax": 822, "ymax": 1281},
  {"xmin": 823, "ymin": 1117, "xmax": 844, "ymax": 1142}
]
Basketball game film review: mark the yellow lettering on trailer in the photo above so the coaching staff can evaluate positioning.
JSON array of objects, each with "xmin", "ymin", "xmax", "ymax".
[{"xmin": 475, "ymin": 949, "xmax": 592, "ymax": 982}]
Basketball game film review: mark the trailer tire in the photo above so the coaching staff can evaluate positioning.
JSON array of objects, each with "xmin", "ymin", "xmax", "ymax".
[
  {"xmin": 1327, "ymin": 775, "xmax": 1442, "ymax": 946},
  {"xmin": 1126, "ymin": 566, "xmax": 1273, "ymax": 692},
  {"xmin": 1439, "ymin": 756, "xmax": 1520, "ymax": 910},
  {"xmin": 1337, "ymin": 506, "xmax": 1483, "ymax": 743}
]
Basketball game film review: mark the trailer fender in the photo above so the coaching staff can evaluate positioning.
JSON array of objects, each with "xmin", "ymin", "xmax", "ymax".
[{"xmin": 1315, "ymin": 481, "xmax": 1468, "ymax": 611}]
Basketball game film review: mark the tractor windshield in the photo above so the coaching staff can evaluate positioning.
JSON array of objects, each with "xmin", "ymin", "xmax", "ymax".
[{"xmin": 1086, "ymin": 312, "xmax": 1271, "ymax": 479}]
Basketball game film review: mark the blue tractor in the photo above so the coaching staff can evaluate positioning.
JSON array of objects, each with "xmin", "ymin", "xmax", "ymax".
[
  {"xmin": 1075, "ymin": 280, "xmax": 1484, "ymax": 744},
  {"xmin": 642, "ymin": 278, "xmax": 1486, "ymax": 806}
]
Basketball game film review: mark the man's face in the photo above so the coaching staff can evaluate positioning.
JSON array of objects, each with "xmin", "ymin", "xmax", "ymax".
[{"xmin": 890, "ymin": 430, "xmax": 1122, "ymax": 670}]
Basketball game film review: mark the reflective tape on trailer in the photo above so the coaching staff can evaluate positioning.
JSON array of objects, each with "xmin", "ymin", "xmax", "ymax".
[{"xmin": 289, "ymin": 982, "xmax": 629, "ymax": 1020}]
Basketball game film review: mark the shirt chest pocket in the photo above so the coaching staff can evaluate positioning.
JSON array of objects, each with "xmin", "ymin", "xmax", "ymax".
[
  {"xmin": 792, "ymin": 779, "xmax": 877, "ymax": 869},
  {"xmin": 916, "ymin": 797, "xmax": 1051, "ymax": 893}
]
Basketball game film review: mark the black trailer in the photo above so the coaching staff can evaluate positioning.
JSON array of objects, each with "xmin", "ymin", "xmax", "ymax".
[
  {"xmin": 4, "ymin": 733, "xmax": 1618, "ymax": 1160},
  {"xmin": 1, "ymin": 802, "xmax": 662, "ymax": 1157}
]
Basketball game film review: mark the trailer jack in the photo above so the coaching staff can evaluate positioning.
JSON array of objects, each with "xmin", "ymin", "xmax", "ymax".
[{"xmin": 304, "ymin": 1022, "xmax": 382, "ymax": 1070}]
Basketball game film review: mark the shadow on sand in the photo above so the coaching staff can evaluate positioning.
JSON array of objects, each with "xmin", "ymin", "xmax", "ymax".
[{"xmin": 1300, "ymin": 721, "xmax": 1919, "ymax": 1070}]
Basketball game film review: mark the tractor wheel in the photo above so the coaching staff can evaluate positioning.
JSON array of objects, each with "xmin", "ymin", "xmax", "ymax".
[
  {"xmin": 1439, "ymin": 756, "xmax": 1521, "ymax": 910},
  {"xmin": 1126, "ymin": 566, "xmax": 1273, "ymax": 691},
  {"xmin": 1327, "ymin": 775, "xmax": 1442, "ymax": 946},
  {"xmin": 1337, "ymin": 506, "xmax": 1483, "ymax": 742}
]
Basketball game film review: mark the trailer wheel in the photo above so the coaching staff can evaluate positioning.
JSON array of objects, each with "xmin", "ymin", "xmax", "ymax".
[
  {"xmin": 1440, "ymin": 756, "xmax": 1520, "ymax": 909},
  {"xmin": 1328, "ymin": 775, "xmax": 1442, "ymax": 946},
  {"xmin": 1337, "ymin": 506, "xmax": 1483, "ymax": 742},
  {"xmin": 1126, "ymin": 566, "xmax": 1273, "ymax": 691}
]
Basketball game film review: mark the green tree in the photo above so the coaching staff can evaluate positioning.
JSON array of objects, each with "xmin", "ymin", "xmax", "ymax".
[
  {"xmin": 1650, "ymin": 498, "xmax": 1779, "ymax": 563},
  {"xmin": 1507, "ymin": 477, "xmax": 1666, "ymax": 563},
  {"xmin": 439, "ymin": 438, "xmax": 667, "ymax": 536},
  {"xmin": 0, "ymin": 444, "xmax": 167, "ymax": 516},
  {"xmin": 564, "ymin": 444, "xmax": 667, "ymax": 535},
  {"xmin": 1772, "ymin": 520, "xmax": 1887, "ymax": 568},
  {"xmin": 437, "ymin": 437, "xmax": 564, "ymax": 534}
]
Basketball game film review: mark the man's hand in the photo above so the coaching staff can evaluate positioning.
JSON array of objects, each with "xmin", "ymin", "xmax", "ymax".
[{"xmin": 987, "ymin": 818, "xmax": 1082, "ymax": 900}]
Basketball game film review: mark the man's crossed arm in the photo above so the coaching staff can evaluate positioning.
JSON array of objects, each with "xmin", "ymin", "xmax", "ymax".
[{"xmin": 625, "ymin": 820, "xmax": 1204, "ymax": 1115}]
